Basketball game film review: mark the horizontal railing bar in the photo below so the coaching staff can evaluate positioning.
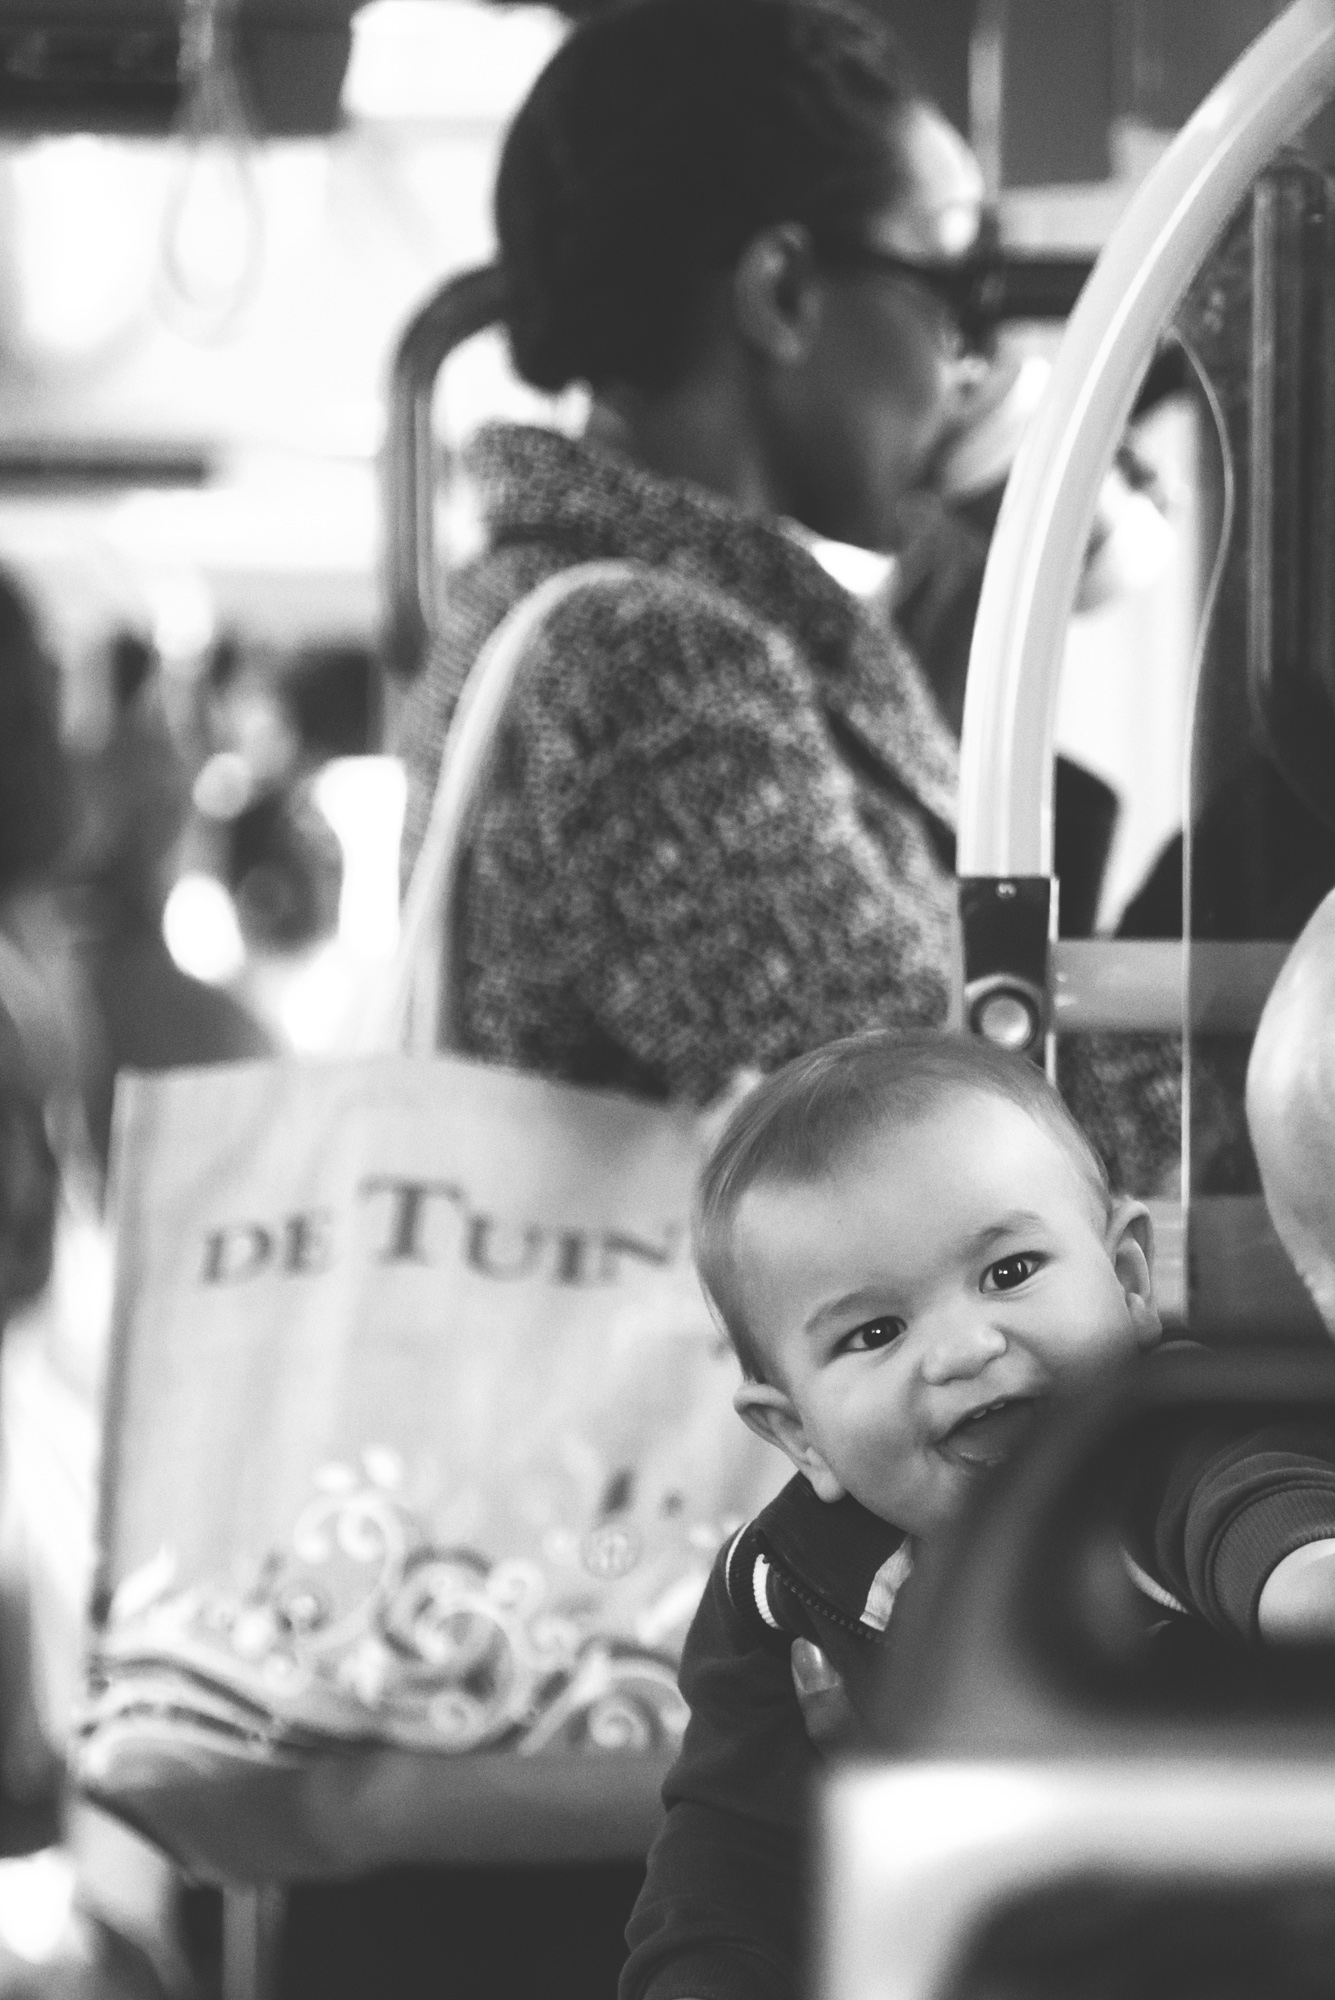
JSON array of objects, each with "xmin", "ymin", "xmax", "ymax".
[{"xmin": 1051, "ymin": 939, "xmax": 1291, "ymax": 1033}]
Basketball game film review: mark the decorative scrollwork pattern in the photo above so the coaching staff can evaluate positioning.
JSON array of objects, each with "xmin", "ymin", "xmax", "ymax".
[{"xmin": 89, "ymin": 1447, "xmax": 716, "ymax": 1755}]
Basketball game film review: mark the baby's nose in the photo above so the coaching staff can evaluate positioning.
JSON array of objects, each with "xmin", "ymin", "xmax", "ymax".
[{"xmin": 918, "ymin": 1319, "xmax": 1007, "ymax": 1385}]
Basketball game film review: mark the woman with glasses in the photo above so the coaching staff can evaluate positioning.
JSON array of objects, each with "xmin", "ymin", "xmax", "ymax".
[
  {"xmin": 397, "ymin": 0, "xmax": 984, "ymax": 1116},
  {"xmin": 377, "ymin": 5, "xmax": 981, "ymax": 1996}
]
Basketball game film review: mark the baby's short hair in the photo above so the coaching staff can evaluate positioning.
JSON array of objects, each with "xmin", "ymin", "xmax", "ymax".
[{"xmin": 694, "ymin": 1030, "xmax": 1111, "ymax": 1381}]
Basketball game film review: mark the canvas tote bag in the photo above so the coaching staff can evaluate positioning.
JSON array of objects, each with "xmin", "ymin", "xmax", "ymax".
[{"xmin": 74, "ymin": 563, "xmax": 785, "ymax": 1881}]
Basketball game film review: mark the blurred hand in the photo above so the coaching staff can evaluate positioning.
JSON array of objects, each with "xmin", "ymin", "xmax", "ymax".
[{"xmin": 1257, "ymin": 1537, "xmax": 1335, "ymax": 1643}]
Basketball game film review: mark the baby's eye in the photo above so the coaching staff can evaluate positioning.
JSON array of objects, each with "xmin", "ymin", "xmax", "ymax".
[
  {"xmin": 839, "ymin": 1315, "xmax": 906, "ymax": 1355},
  {"xmin": 982, "ymin": 1252, "xmax": 1046, "ymax": 1293}
]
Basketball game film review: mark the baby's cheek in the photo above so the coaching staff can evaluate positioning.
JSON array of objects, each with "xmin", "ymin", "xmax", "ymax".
[
  {"xmin": 850, "ymin": 1401, "xmax": 909, "ymax": 1467},
  {"xmin": 860, "ymin": 1421, "xmax": 931, "ymax": 1504}
]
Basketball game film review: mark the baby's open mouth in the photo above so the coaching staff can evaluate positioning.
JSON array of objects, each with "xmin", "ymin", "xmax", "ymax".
[{"xmin": 937, "ymin": 1397, "xmax": 1040, "ymax": 1469}]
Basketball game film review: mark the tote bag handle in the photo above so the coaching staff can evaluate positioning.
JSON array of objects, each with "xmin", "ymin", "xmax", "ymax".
[{"xmin": 364, "ymin": 560, "xmax": 643, "ymax": 1057}]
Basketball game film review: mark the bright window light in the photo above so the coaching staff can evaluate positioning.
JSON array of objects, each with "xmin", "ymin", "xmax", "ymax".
[
  {"xmin": 162, "ymin": 871, "xmax": 247, "ymax": 985},
  {"xmin": 272, "ymin": 940, "xmax": 356, "ymax": 1053},
  {"xmin": 313, "ymin": 755, "xmax": 406, "ymax": 962},
  {"xmin": 144, "ymin": 566, "xmax": 216, "ymax": 671},
  {"xmin": 0, "ymin": 1848, "xmax": 76, "ymax": 1964},
  {"xmin": 10, "ymin": 137, "xmax": 161, "ymax": 364},
  {"xmin": 343, "ymin": 0, "xmax": 564, "ymax": 123}
]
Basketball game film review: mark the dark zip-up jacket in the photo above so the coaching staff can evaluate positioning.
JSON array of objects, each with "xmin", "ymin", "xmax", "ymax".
[{"xmin": 623, "ymin": 1427, "xmax": 1335, "ymax": 2000}]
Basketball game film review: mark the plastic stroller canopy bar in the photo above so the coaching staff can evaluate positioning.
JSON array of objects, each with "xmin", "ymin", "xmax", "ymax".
[
  {"xmin": 959, "ymin": 0, "xmax": 1335, "ymax": 879},
  {"xmin": 819, "ymin": 1759, "xmax": 1335, "ymax": 2000}
]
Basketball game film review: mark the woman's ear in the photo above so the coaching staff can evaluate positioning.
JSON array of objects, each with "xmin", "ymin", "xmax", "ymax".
[
  {"xmin": 732, "ymin": 224, "xmax": 823, "ymax": 366},
  {"xmin": 1106, "ymin": 1197, "xmax": 1161, "ymax": 1348},
  {"xmin": 734, "ymin": 1380, "xmax": 846, "ymax": 1502}
]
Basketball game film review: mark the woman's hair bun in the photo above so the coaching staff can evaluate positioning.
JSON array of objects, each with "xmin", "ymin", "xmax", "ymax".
[{"xmin": 496, "ymin": 0, "xmax": 914, "ymax": 394}]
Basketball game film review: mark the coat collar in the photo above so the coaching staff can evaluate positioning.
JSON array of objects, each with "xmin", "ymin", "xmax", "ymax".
[
  {"xmin": 755, "ymin": 1474, "xmax": 908, "ymax": 1631},
  {"xmin": 464, "ymin": 423, "xmax": 958, "ymax": 831},
  {"xmin": 835, "ymin": 614, "xmax": 959, "ymax": 834}
]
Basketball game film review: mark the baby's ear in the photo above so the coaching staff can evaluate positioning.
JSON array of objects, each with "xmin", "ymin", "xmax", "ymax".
[
  {"xmin": 733, "ymin": 1381, "xmax": 846, "ymax": 1502},
  {"xmin": 1106, "ymin": 1197, "xmax": 1161, "ymax": 1348}
]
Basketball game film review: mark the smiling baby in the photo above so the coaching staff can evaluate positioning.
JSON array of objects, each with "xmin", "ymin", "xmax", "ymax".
[{"xmin": 621, "ymin": 1029, "xmax": 1335, "ymax": 2000}]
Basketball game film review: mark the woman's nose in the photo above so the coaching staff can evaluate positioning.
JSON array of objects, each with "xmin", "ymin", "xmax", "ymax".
[{"xmin": 918, "ymin": 1315, "xmax": 1007, "ymax": 1386}]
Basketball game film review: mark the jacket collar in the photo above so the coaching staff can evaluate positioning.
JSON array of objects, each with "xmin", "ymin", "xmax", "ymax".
[
  {"xmin": 465, "ymin": 423, "xmax": 957, "ymax": 831},
  {"xmin": 755, "ymin": 1474, "xmax": 908, "ymax": 1630},
  {"xmin": 835, "ymin": 616, "xmax": 959, "ymax": 835}
]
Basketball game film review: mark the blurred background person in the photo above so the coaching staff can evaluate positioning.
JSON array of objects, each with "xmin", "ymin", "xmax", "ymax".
[
  {"xmin": 0, "ymin": 570, "xmax": 80, "ymax": 1897},
  {"xmin": 55, "ymin": 626, "xmax": 272, "ymax": 1178}
]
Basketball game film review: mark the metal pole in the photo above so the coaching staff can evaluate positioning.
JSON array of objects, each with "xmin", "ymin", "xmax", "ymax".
[
  {"xmin": 959, "ymin": 0, "xmax": 1335, "ymax": 879},
  {"xmin": 221, "ymin": 1885, "xmax": 285, "ymax": 2000}
]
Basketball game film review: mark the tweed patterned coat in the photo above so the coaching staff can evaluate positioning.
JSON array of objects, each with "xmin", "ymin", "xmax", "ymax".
[{"xmin": 396, "ymin": 423, "xmax": 960, "ymax": 1106}]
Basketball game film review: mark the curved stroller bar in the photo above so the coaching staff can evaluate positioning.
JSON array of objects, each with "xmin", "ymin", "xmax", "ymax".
[
  {"xmin": 959, "ymin": 0, "xmax": 1335, "ymax": 882},
  {"xmin": 381, "ymin": 262, "xmax": 507, "ymax": 681}
]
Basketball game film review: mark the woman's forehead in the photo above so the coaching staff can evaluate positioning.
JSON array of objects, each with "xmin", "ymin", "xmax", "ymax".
[{"xmin": 871, "ymin": 102, "xmax": 985, "ymax": 261}]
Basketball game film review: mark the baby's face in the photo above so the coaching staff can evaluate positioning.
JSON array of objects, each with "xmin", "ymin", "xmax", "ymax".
[{"xmin": 731, "ymin": 1091, "xmax": 1159, "ymax": 1538}]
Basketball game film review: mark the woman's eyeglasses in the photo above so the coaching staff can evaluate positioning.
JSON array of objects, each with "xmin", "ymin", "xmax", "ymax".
[{"xmin": 817, "ymin": 241, "xmax": 1094, "ymax": 355}]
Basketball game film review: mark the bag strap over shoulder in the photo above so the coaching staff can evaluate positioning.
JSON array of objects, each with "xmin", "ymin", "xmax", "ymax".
[{"xmin": 369, "ymin": 558, "xmax": 645, "ymax": 1056}]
